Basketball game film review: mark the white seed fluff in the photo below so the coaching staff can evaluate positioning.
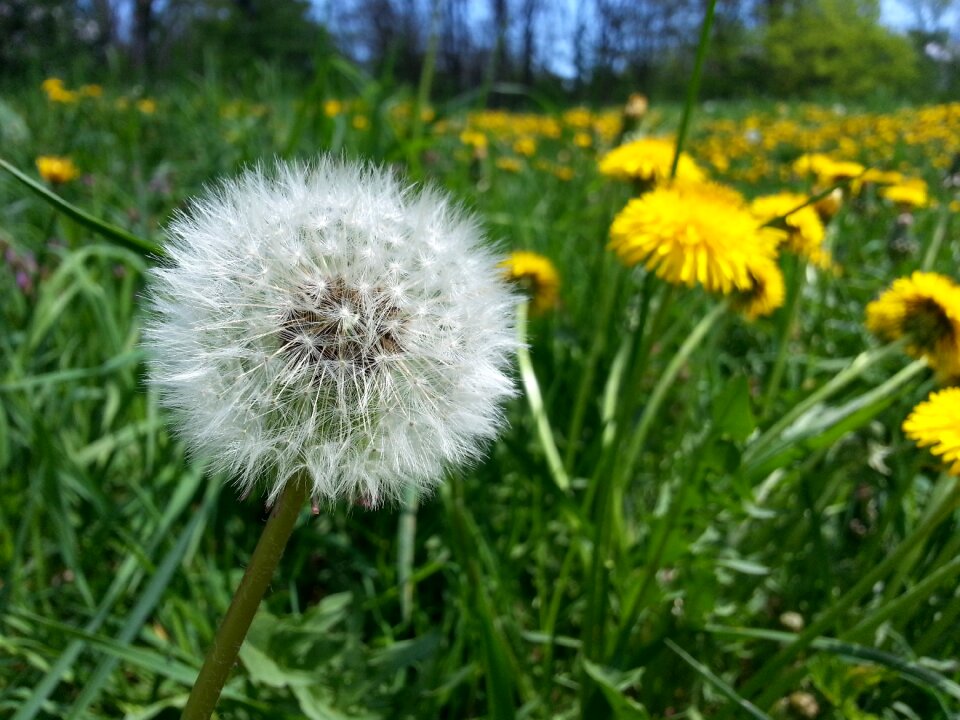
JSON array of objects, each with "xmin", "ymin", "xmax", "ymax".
[{"xmin": 144, "ymin": 158, "xmax": 517, "ymax": 507}]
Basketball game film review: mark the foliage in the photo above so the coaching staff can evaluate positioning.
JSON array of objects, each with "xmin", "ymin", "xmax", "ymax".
[
  {"xmin": 761, "ymin": 0, "xmax": 921, "ymax": 99},
  {"xmin": 1, "ymin": 60, "xmax": 960, "ymax": 719}
]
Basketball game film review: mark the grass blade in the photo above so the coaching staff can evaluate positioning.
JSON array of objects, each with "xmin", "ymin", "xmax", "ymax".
[{"xmin": 0, "ymin": 157, "xmax": 162, "ymax": 256}]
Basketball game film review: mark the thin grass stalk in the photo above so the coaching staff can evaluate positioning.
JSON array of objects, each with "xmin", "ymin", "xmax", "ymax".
[
  {"xmin": 741, "ymin": 476, "xmax": 960, "ymax": 709},
  {"xmin": 743, "ymin": 340, "xmax": 909, "ymax": 467},
  {"xmin": 921, "ymin": 201, "xmax": 951, "ymax": 271},
  {"xmin": 564, "ymin": 257, "xmax": 623, "ymax": 471},
  {"xmin": 611, "ymin": 431, "xmax": 710, "ymax": 664},
  {"xmin": 181, "ymin": 476, "xmax": 309, "ymax": 720},
  {"xmin": 616, "ymin": 301, "xmax": 727, "ymax": 492},
  {"xmin": 408, "ymin": 0, "xmax": 440, "ymax": 175},
  {"xmin": 669, "ymin": 0, "xmax": 717, "ymax": 177},
  {"xmin": 516, "ymin": 300, "xmax": 571, "ymax": 492},
  {"xmin": 761, "ymin": 256, "xmax": 806, "ymax": 419}
]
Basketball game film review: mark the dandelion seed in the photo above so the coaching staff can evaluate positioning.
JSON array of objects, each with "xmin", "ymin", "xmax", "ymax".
[{"xmin": 144, "ymin": 157, "xmax": 517, "ymax": 508}]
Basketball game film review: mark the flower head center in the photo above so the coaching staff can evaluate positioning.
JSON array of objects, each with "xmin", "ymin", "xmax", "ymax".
[
  {"xmin": 908, "ymin": 298, "xmax": 954, "ymax": 351},
  {"xmin": 278, "ymin": 277, "xmax": 404, "ymax": 375}
]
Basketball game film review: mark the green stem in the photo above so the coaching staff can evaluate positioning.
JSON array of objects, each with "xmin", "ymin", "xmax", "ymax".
[
  {"xmin": 617, "ymin": 302, "xmax": 726, "ymax": 490},
  {"xmin": 516, "ymin": 301, "xmax": 571, "ymax": 493},
  {"xmin": 921, "ymin": 201, "xmax": 951, "ymax": 271},
  {"xmin": 408, "ymin": 0, "xmax": 440, "ymax": 175},
  {"xmin": 743, "ymin": 341, "xmax": 907, "ymax": 468},
  {"xmin": 612, "ymin": 431, "xmax": 709, "ymax": 664},
  {"xmin": 670, "ymin": 0, "xmax": 717, "ymax": 178},
  {"xmin": 564, "ymin": 259, "xmax": 622, "ymax": 472},
  {"xmin": 761, "ymin": 257, "xmax": 806, "ymax": 419},
  {"xmin": 742, "ymin": 477, "xmax": 960, "ymax": 708},
  {"xmin": 181, "ymin": 477, "xmax": 309, "ymax": 720},
  {"xmin": 397, "ymin": 484, "xmax": 419, "ymax": 624}
]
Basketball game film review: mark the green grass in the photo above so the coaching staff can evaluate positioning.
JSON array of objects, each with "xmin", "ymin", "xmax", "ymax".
[{"xmin": 1, "ymin": 62, "xmax": 960, "ymax": 719}]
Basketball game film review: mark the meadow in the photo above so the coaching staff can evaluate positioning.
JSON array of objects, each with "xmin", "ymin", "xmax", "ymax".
[{"xmin": 1, "ymin": 63, "xmax": 960, "ymax": 720}]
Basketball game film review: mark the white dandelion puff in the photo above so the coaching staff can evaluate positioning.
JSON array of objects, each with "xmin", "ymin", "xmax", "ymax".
[{"xmin": 144, "ymin": 157, "xmax": 517, "ymax": 507}]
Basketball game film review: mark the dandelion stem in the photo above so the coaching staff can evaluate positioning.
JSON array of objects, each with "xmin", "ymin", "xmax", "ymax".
[
  {"xmin": 744, "ymin": 340, "xmax": 909, "ymax": 468},
  {"xmin": 921, "ymin": 201, "xmax": 951, "ymax": 271},
  {"xmin": 516, "ymin": 300, "xmax": 571, "ymax": 493},
  {"xmin": 670, "ymin": 0, "xmax": 717, "ymax": 178},
  {"xmin": 181, "ymin": 477, "xmax": 309, "ymax": 720},
  {"xmin": 564, "ymin": 255, "xmax": 622, "ymax": 472},
  {"xmin": 761, "ymin": 256, "xmax": 806, "ymax": 419},
  {"xmin": 617, "ymin": 301, "xmax": 726, "ymax": 491}
]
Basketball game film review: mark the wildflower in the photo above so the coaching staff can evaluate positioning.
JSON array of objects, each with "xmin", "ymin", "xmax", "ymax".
[
  {"xmin": 323, "ymin": 99, "xmax": 343, "ymax": 117},
  {"xmin": 608, "ymin": 180, "xmax": 782, "ymax": 295},
  {"xmin": 42, "ymin": 77, "xmax": 78, "ymax": 103},
  {"xmin": 36, "ymin": 156, "xmax": 80, "ymax": 184},
  {"xmin": 499, "ymin": 251, "xmax": 560, "ymax": 314},
  {"xmin": 573, "ymin": 132, "xmax": 593, "ymax": 149},
  {"xmin": 880, "ymin": 179, "xmax": 929, "ymax": 210},
  {"xmin": 136, "ymin": 98, "xmax": 157, "ymax": 114},
  {"xmin": 599, "ymin": 137, "xmax": 705, "ymax": 185},
  {"xmin": 814, "ymin": 187, "xmax": 843, "ymax": 222},
  {"xmin": 624, "ymin": 93, "xmax": 649, "ymax": 120},
  {"xmin": 866, "ymin": 272, "xmax": 960, "ymax": 378},
  {"xmin": 903, "ymin": 388, "xmax": 960, "ymax": 475},
  {"xmin": 144, "ymin": 158, "xmax": 516, "ymax": 507},
  {"xmin": 513, "ymin": 137, "xmax": 537, "ymax": 157},
  {"xmin": 733, "ymin": 255, "xmax": 786, "ymax": 320},
  {"xmin": 80, "ymin": 84, "xmax": 103, "ymax": 98},
  {"xmin": 793, "ymin": 153, "xmax": 864, "ymax": 185},
  {"xmin": 750, "ymin": 192, "xmax": 831, "ymax": 268},
  {"xmin": 495, "ymin": 157, "xmax": 522, "ymax": 173},
  {"xmin": 352, "ymin": 115, "xmax": 369, "ymax": 130}
]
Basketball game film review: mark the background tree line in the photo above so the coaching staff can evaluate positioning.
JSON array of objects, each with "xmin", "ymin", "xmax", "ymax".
[{"xmin": 2, "ymin": 0, "xmax": 959, "ymax": 102}]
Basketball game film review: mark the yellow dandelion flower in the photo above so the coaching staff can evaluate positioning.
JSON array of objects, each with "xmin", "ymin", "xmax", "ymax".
[
  {"xmin": 608, "ymin": 180, "xmax": 783, "ymax": 295},
  {"xmin": 499, "ymin": 251, "xmax": 560, "ymax": 314},
  {"xmin": 513, "ymin": 137, "xmax": 537, "ymax": 157},
  {"xmin": 553, "ymin": 166, "xmax": 574, "ymax": 182},
  {"xmin": 36, "ymin": 156, "xmax": 81, "ymax": 184},
  {"xmin": 459, "ymin": 130, "xmax": 488, "ymax": 151},
  {"xmin": 793, "ymin": 153, "xmax": 865, "ymax": 185},
  {"xmin": 866, "ymin": 272, "xmax": 960, "ymax": 378},
  {"xmin": 903, "ymin": 388, "xmax": 960, "ymax": 475},
  {"xmin": 750, "ymin": 192, "xmax": 831, "ymax": 268},
  {"xmin": 80, "ymin": 84, "xmax": 103, "ymax": 98},
  {"xmin": 42, "ymin": 77, "xmax": 79, "ymax": 104},
  {"xmin": 573, "ymin": 132, "xmax": 593, "ymax": 149},
  {"xmin": 734, "ymin": 255, "xmax": 786, "ymax": 320},
  {"xmin": 880, "ymin": 179, "xmax": 929, "ymax": 210},
  {"xmin": 136, "ymin": 98, "xmax": 157, "ymax": 114},
  {"xmin": 352, "ymin": 115, "xmax": 370, "ymax": 130},
  {"xmin": 323, "ymin": 99, "xmax": 343, "ymax": 117},
  {"xmin": 599, "ymin": 137, "xmax": 706, "ymax": 185},
  {"xmin": 496, "ymin": 157, "xmax": 522, "ymax": 173},
  {"xmin": 814, "ymin": 187, "xmax": 843, "ymax": 222}
]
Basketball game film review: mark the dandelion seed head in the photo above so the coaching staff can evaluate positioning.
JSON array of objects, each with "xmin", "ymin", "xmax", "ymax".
[{"xmin": 145, "ymin": 158, "xmax": 517, "ymax": 507}]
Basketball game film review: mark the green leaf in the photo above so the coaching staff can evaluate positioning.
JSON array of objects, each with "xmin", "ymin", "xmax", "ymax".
[
  {"xmin": 582, "ymin": 659, "xmax": 650, "ymax": 720},
  {"xmin": 712, "ymin": 375, "xmax": 756, "ymax": 442},
  {"xmin": 0, "ymin": 157, "xmax": 162, "ymax": 256},
  {"xmin": 663, "ymin": 639, "xmax": 771, "ymax": 720}
]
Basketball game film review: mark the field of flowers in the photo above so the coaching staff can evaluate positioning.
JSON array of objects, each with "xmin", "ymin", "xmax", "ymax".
[{"xmin": 2, "ymin": 66, "xmax": 960, "ymax": 720}]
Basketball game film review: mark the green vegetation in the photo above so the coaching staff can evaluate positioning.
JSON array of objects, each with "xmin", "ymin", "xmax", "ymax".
[{"xmin": 2, "ymin": 37, "xmax": 960, "ymax": 720}]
